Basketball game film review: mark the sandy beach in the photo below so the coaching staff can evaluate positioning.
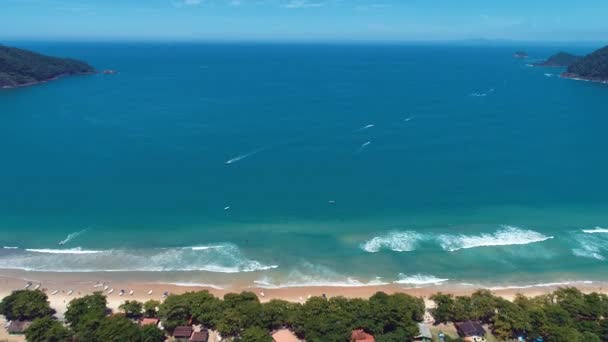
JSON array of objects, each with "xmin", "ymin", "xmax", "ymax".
[{"xmin": 1, "ymin": 268, "xmax": 606, "ymax": 321}]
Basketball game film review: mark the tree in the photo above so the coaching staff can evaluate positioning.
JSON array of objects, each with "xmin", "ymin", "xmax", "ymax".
[
  {"xmin": 25, "ymin": 317, "xmax": 71, "ymax": 342},
  {"xmin": 429, "ymin": 293, "xmax": 456, "ymax": 324},
  {"xmin": 261, "ymin": 299, "xmax": 300, "ymax": 331},
  {"xmin": 94, "ymin": 316, "xmax": 142, "ymax": 342},
  {"xmin": 141, "ymin": 324, "xmax": 166, "ymax": 342},
  {"xmin": 239, "ymin": 326, "xmax": 273, "ymax": 342},
  {"xmin": 143, "ymin": 300, "xmax": 161, "ymax": 318},
  {"xmin": 217, "ymin": 292, "xmax": 264, "ymax": 337},
  {"xmin": 157, "ymin": 293, "xmax": 193, "ymax": 332},
  {"xmin": 64, "ymin": 292, "xmax": 108, "ymax": 342},
  {"xmin": 0, "ymin": 290, "xmax": 55, "ymax": 320},
  {"xmin": 119, "ymin": 300, "xmax": 144, "ymax": 319}
]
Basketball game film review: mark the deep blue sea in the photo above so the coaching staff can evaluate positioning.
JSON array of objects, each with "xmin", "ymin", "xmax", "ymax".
[{"xmin": 1, "ymin": 42, "xmax": 607, "ymax": 288}]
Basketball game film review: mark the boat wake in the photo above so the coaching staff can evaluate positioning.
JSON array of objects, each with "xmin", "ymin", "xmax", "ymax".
[
  {"xmin": 58, "ymin": 229, "xmax": 89, "ymax": 245},
  {"xmin": 225, "ymin": 148, "xmax": 264, "ymax": 165}
]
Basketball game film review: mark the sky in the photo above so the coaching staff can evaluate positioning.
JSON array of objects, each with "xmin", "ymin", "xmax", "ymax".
[{"xmin": 1, "ymin": 0, "xmax": 608, "ymax": 42}]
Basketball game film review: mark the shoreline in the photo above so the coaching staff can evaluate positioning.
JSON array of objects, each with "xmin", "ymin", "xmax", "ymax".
[
  {"xmin": 0, "ymin": 71, "xmax": 95, "ymax": 90},
  {"xmin": 1, "ymin": 269, "xmax": 607, "ymax": 320},
  {"xmin": 560, "ymin": 72, "xmax": 608, "ymax": 84}
]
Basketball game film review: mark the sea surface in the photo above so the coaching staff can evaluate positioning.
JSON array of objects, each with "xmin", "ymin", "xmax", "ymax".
[{"xmin": 1, "ymin": 42, "xmax": 607, "ymax": 289}]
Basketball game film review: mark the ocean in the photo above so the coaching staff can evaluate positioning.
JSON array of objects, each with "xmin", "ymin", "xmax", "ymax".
[{"xmin": 1, "ymin": 42, "xmax": 607, "ymax": 289}]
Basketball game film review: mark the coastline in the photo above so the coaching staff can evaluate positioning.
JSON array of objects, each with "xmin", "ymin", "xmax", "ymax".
[
  {"xmin": 1, "ymin": 269, "xmax": 606, "ymax": 320},
  {"xmin": 0, "ymin": 71, "xmax": 95, "ymax": 90},
  {"xmin": 560, "ymin": 72, "xmax": 608, "ymax": 84}
]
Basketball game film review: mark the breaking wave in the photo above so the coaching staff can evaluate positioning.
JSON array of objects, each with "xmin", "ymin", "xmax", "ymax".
[
  {"xmin": 254, "ymin": 263, "xmax": 388, "ymax": 288},
  {"xmin": 572, "ymin": 230, "xmax": 608, "ymax": 260},
  {"xmin": 0, "ymin": 244, "xmax": 277, "ymax": 273},
  {"xmin": 582, "ymin": 227, "xmax": 608, "ymax": 234},
  {"xmin": 362, "ymin": 226, "xmax": 552, "ymax": 253},
  {"xmin": 394, "ymin": 274, "xmax": 449, "ymax": 285},
  {"xmin": 361, "ymin": 231, "xmax": 425, "ymax": 253},
  {"xmin": 437, "ymin": 226, "xmax": 553, "ymax": 252}
]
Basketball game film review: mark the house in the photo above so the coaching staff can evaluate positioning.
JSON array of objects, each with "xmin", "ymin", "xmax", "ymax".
[
  {"xmin": 351, "ymin": 329, "xmax": 375, "ymax": 342},
  {"xmin": 272, "ymin": 328, "xmax": 300, "ymax": 342},
  {"xmin": 455, "ymin": 321, "xmax": 486, "ymax": 342},
  {"xmin": 173, "ymin": 326, "xmax": 194, "ymax": 342},
  {"xmin": 6, "ymin": 320, "xmax": 32, "ymax": 334},
  {"xmin": 140, "ymin": 318, "xmax": 160, "ymax": 326},
  {"xmin": 413, "ymin": 323, "xmax": 432, "ymax": 342},
  {"xmin": 190, "ymin": 330, "xmax": 209, "ymax": 342}
]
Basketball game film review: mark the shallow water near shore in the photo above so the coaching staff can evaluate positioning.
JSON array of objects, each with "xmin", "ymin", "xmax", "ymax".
[{"xmin": 1, "ymin": 42, "xmax": 607, "ymax": 288}]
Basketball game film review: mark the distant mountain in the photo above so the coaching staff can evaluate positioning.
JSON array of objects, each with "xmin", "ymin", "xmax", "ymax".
[
  {"xmin": 562, "ymin": 46, "xmax": 608, "ymax": 83},
  {"xmin": 0, "ymin": 45, "xmax": 94, "ymax": 89},
  {"xmin": 534, "ymin": 52, "xmax": 582, "ymax": 67}
]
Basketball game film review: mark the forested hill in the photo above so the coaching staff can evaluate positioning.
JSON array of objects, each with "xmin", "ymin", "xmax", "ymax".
[
  {"xmin": 0, "ymin": 45, "xmax": 94, "ymax": 88},
  {"xmin": 563, "ymin": 46, "xmax": 608, "ymax": 82},
  {"xmin": 534, "ymin": 52, "xmax": 581, "ymax": 67}
]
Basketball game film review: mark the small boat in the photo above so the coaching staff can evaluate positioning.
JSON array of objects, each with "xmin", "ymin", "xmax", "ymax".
[
  {"xmin": 147, "ymin": 290, "xmax": 153, "ymax": 295},
  {"xmin": 224, "ymin": 206, "xmax": 231, "ymax": 211},
  {"xmin": 328, "ymin": 200, "xmax": 336, "ymax": 204},
  {"xmin": 129, "ymin": 290, "xmax": 134, "ymax": 296},
  {"xmin": 107, "ymin": 288, "xmax": 114, "ymax": 295},
  {"xmin": 50, "ymin": 290, "xmax": 59, "ymax": 295},
  {"xmin": 67, "ymin": 290, "xmax": 73, "ymax": 296},
  {"xmin": 119, "ymin": 290, "xmax": 125, "ymax": 296},
  {"xmin": 260, "ymin": 291, "xmax": 265, "ymax": 297},
  {"xmin": 93, "ymin": 282, "xmax": 103, "ymax": 288},
  {"xmin": 33, "ymin": 284, "xmax": 41, "ymax": 290},
  {"xmin": 103, "ymin": 285, "xmax": 109, "ymax": 291},
  {"xmin": 24, "ymin": 282, "xmax": 32, "ymax": 289}
]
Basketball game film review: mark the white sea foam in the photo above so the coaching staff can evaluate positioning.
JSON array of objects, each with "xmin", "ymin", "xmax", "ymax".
[
  {"xmin": 353, "ymin": 124, "xmax": 375, "ymax": 133},
  {"xmin": 394, "ymin": 274, "xmax": 449, "ymax": 285},
  {"xmin": 1, "ymin": 243, "xmax": 277, "ymax": 273},
  {"xmin": 3, "ymin": 246, "xmax": 18, "ymax": 249},
  {"xmin": 487, "ymin": 281, "xmax": 594, "ymax": 291},
  {"xmin": 582, "ymin": 227, "xmax": 608, "ymax": 234},
  {"xmin": 437, "ymin": 226, "xmax": 553, "ymax": 252},
  {"xmin": 544, "ymin": 73, "xmax": 554, "ymax": 77},
  {"xmin": 58, "ymin": 229, "xmax": 88, "ymax": 245},
  {"xmin": 470, "ymin": 92, "xmax": 487, "ymax": 97},
  {"xmin": 254, "ymin": 275, "xmax": 388, "ymax": 289},
  {"xmin": 25, "ymin": 248, "xmax": 102, "ymax": 254},
  {"xmin": 162, "ymin": 282, "xmax": 225, "ymax": 290},
  {"xmin": 361, "ymin": 231, "xmax": 425, "ymax": 253},
  {"xmin": 225, "ymin": 148, "xmax": 263, "ymax": 164}
]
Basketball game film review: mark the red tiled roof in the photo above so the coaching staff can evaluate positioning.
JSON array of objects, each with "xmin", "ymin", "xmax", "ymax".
[
  {"xmin": 140, "ymin": 318, "xmax": 159, "ymax": 326},
  {"xmin": 173, "ymin": 326, "xmax": 193, "ymax": 338},
  {"xmin": 190, "ymin": 330, "xmax": 209, "ymax": 342},
  {"xmin": 351, "ymin": 329, "xmax": 375, "ymax": 342}
]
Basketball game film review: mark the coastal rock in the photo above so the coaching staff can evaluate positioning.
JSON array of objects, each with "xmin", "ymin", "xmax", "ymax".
[
  {"xmin": 0, "ymin": 45, "xmax": 94, "ymax": 89},
  {"xmin": 561, "ymin": 45, "xmax": 608, "ymax": 83}
]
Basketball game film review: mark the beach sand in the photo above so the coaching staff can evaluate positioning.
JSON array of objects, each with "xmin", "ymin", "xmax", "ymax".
[{"xmin": 1, "ymin": 269, "xmax": 607, "ymax": 320}]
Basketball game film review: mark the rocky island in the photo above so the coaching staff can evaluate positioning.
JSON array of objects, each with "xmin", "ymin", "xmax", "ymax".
[
  {"xmin": 562, "ymin": 45, "xmax": 608, "ymax": 83},
  {"xmin": 534, "ymin": 52, "xmax": 581, "ymax": 67},
  {"xmin": 0, "ymin": 45, "xmax": 94, "ymax": 89},
  {"xmin": 514, "ymin": 51, "xmax": 529, "ymax": 58}
]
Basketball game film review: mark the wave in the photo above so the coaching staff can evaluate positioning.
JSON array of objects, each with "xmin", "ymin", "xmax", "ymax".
[
  {"xmin": 0, "ymin": 243, "xmax": 277, "ymax": 273},
  {"xmin": 437, "ymin": 226, "xmax": 553, "ymax": 252},
  {"xmin": 394, "ymin": 274, "xmax": 449, "ymax": 285},
  {"xmin": 582, "ymin": 227, "xmax": 608, "ymax": 234},
  {"xmin": 225, "ymin": 148, "xmax": 264, "ymax": 165},
  {"xmin": 485, "ymin": 281, "xmax": 594, "ymax": 291},
  {"xmin": 361, "ymin": 231, "xmax": 425, "ymax": 253},
  {"xmin": 58, "ymin": 229, "xmax": 89, "ymax": 245},
  {"xmin": 25, "ymin": 248, "xmax": 102, "ymax": 254},
  {"xmin": 161, "ymin": 282, "xmax": 225, "ymax": 290},
  {"xmin": 3, "ymin": 246, "xmax": 18, "ymax": 249},
  {"xmin": 572, "ymin": 232, "xmax": 608, "ymax": 260},
  {"xmin": 353, "ymin": 124, "xmax": 375, "ymax": 133},
  {"xmin": 254, "ymin": 276, "xmax": 389, "ymax": 289}
]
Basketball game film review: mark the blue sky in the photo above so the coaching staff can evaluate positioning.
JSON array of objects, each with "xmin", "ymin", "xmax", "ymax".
[{"xmin": 1, "ymin": 0, "xmax": 607, "ymax": 41}]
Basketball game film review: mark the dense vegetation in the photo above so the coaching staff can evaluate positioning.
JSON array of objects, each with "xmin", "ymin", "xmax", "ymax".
[
  {"xmin": 534, "ymin": 52, "xmax": 581, "ymax": 67},
  {"xmin": 565, "ymin": 45, "xmax": 608, "ymax": 81},
  {"xmin": 0, "ymin": 45, "xmax": 94, "ymax": 88},
  {"xmin": 431, "ymin": 288, "xmax": 608, "ymax": 342},
  {"xmin": 2, "ymin": 287, "xmax": 608, "ymax": 341}
]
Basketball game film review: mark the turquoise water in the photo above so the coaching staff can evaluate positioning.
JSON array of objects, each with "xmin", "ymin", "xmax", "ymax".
[{"xmin": 1, "ymin": 42, "xmax": 608, "ymax": 288}]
